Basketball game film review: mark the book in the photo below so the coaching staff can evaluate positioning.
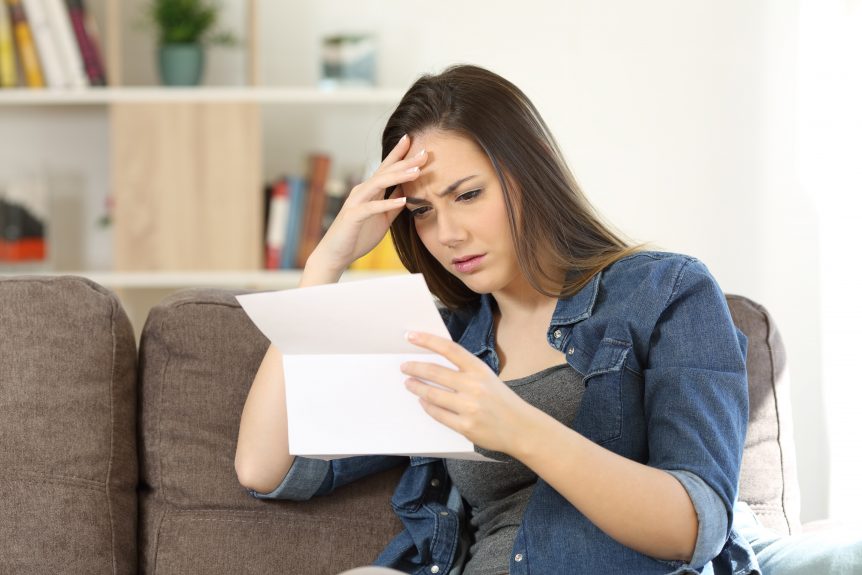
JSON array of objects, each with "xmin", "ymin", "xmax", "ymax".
[
  {"xmin": 296, "ymin": 153, "xmax": 331, "ymax": 269},
  {"xmin": 6, "ymin": 0, "xmax": 45, "ymax": 87},
  {"xmin": 264, "ymin": 178, "xmax": 288, "ymax": 270},
  {"xmin": 262, "ymin": 181, "xmax": 273, "ymax": 254},
  {"xmin": 22, "ymin": 0, "xmax": 66, "ymax": 87},
  {"xmin": 320, "ymin": 178, "xmax": 347, "ymax": 237},
  {"xmin": 64, "ymin": 0, "xmax": 104, "ymax": 86},
  {"xmin": 0, "ymin": 179, "xmax": 47, "ymax": 262},
  {"xmin": 349, "ymin": 230, "xmax": 405, "ymax": 271},
  {"xmin": 281, "ymin": 175, "xmax": 306, "ymax": 269},
  {"xmin": 0, "ymin": 1, "xmax": 18, "ymax": 86},
  {"xmin": 43, "ymin": 0, "xmax": 86, "ymax": 88}
]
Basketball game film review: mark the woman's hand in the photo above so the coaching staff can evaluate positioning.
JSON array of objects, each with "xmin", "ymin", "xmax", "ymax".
[
  {"xmin": 400, "ymin": 331, "xmax": 543, "ymax": 457},
  {"xmin": 309, "ymin": 134, "xmax": 428, "ymax": 273}
]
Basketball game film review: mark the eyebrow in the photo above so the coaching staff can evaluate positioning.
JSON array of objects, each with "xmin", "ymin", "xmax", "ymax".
[{"xmin": 404, "ymin": 175, "xmax": 478, "ymax": 205}]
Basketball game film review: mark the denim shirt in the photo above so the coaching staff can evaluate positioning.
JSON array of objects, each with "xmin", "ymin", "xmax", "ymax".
[{"xmin": 251, "ymin": 251, "xmax": 760, "ymax": 575}]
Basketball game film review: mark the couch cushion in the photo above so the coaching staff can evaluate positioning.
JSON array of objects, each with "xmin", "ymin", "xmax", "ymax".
[
  {"xmin": 0, "ymin": 276, "xmax": 138, "ymax": 574},
  {"xmin": 727, "ymin": 294, "xmax": 801, "ymax": 535},
  {"xmin": 138, "ymin": 288, "xmax": 404, "ymax": 575}
]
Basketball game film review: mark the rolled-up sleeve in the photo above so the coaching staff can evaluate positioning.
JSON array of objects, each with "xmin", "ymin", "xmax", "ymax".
[
  {"xmin": 248, "ymin": 456, "xmax": 331, "ymax": 501},
  {"xmin": 643, "ymin": 258, "xmax": 749, "ymax": 566},
  {"xmin": 666, "ymin": 469, "xmax": 729, "ymax": 567},
  {"xmin": 248, "ymin": 454, "xmax": 407, "ymax": 501}
]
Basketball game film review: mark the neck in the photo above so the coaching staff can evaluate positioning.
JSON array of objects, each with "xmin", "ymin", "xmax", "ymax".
[{"xmin": 492, "ymin": 271, "xmax": 562, "ymax": 321}]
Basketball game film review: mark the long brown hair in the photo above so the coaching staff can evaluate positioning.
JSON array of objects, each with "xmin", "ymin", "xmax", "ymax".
[{"xmin": 383, "ymin": 64, "xmax": 642, "ymax": 310}]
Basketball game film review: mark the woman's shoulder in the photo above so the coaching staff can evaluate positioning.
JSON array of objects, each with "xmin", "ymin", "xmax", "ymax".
[
  {"xmin": 602, "ymin": 249, "xmax": 717, "ymax": 292},
  {"xmin": 595, "ymin": 250, "xmax": 725, "ymax": 319}
]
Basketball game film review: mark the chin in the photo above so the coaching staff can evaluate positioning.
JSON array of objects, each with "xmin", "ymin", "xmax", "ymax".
[{"xmin": 458, "ymin": 274, "xmax": 503, "ymax": 295}]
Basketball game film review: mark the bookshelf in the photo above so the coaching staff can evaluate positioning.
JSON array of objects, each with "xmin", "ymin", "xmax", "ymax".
[{"xmin": 0, "ymin": 0, "xmax": 405, "ymax": 327}]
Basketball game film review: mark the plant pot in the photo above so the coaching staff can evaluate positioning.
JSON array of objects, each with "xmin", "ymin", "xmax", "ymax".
[{"xmin": 158, "ymin": 43, "xmax": 205, "ymax": 86}]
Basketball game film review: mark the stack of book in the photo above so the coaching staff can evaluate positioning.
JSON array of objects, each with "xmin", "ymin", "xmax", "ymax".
[
  {"xmin": 263, "ymin": 153, "xmax": 405, "ymax": 272},
  {"xmin": 0, "ymin": 177, "xmax": 47, "ymax": 263},
  {"xmin": 0, "ymin": 0, "xmax": 106, "ymax": 89}
]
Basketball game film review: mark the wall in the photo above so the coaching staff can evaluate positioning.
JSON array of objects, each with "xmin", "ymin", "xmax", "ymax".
[
  {"xmin": 255, "ymin": 0, "xmax": 830, "ymax": 521},
  {"xmin": 798, "ymin": 0, "xmax": 862, "ymax": 522}
]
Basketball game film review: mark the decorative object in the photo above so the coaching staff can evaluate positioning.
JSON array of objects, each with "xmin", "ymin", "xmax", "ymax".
[
  {"xmin": 320, "ymin": 33, "xmax": 376, "ymax": 90},
  {"xmin": 143, "ymin": 0, "xmax": 236, "ymax": 86}
]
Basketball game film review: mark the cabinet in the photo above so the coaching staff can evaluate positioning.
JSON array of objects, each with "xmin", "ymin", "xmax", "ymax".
[{"xmin": 0, "ymin": 0, "xmax": 405, "ymax": 333}]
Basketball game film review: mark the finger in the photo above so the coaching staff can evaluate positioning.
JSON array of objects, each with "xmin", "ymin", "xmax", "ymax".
[
  {"xmin": 404, "ymin": 377, "xmax": 461, "ymax": 411},
  {"xmin": 346, "ymin": 165, "xmax": 422, "ymax": 206},
  {"xmin": 418, "ymin": 397, "xmax": 463, "ymax": 433},
  {"xmin": 378, "ymin": 148, "xmax": 427, "ymax": 177},
  {"xmin": 405, "ymin": 332, "xmax": 481, "ymax": 372},
  {"xmin": 361, "ymin": 150, "xmax": 427, "ymax": 202},
  {"xmin": 379, "ymin": 134, "xmax": 412, "ymax": 170},
  {"xmin": 401, "ymin": 361, "xmax": 461, "ymax": 391},
  {"xmin": 355, "ymin": 196, "xmax": 408, "ymax": 220}
]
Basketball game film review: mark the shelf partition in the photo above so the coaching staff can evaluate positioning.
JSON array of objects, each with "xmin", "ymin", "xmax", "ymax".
[
  {"xmin": 0, "ymin": 87, "xmax": 405, "ymax": 106},
  {"xmin": 0, "ymin": 269, "xmax": 405, "ymax": 290}
]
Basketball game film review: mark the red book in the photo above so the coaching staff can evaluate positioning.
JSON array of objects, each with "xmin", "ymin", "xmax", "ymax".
[
  {"xmin": 296, "ymin": 153, "xmax": 331, "ymax": 269},
  {"xmin": 64, "ymin": 0, "xmax": 105, "ymax": 85},
  {"xmin": 0, "ymin": 238, "xmax": 45, "ymax": 261}
]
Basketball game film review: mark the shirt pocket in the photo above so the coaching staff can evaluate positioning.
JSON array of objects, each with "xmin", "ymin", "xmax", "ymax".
[{"xmin": 574, "ymin": 338, "xmax": 632, "ymax": 446}]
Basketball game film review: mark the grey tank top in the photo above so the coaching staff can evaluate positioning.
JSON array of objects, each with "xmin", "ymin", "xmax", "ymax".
[{"xmin": 445, "ymin": 363, "xmax": 586, "ymax": 575}]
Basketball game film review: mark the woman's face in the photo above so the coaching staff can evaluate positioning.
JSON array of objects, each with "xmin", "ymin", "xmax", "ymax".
[{"xmin": 399, "ymin": 130, "xmax": 522, "ymax": 296}]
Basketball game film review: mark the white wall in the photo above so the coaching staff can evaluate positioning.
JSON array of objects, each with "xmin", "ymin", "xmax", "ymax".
[
  {"xmin": 254, "ymin": 0, "xmax": 833, "ymax": 521},
  {"xmin": 798, "ymin": 0, "xmax": 862, "ymax": 522}
]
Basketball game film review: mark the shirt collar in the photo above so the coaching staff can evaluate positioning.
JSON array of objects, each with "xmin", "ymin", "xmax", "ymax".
[{"xmin": 457, "ymin": 270, "xmax": 603, "ymax": 355}]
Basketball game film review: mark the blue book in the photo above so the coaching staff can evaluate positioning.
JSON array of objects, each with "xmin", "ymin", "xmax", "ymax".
[{"xmin": 281, "ymin": 175, "xmax": 307, "ymax": 269}]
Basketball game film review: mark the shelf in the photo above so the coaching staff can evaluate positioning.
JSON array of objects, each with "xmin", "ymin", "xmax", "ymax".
[
  {"xmin": 0, "ymin": 269, "xmax": 406, "ymax": 289},
  {"xmin": 0, "ymin": 86, "xmax": 405, "ymax": 106}
]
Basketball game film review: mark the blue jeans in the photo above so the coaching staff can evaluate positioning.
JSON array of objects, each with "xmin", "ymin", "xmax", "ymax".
[{"xmin": 734, "ymin": 502, "xmax": 862, "ymax": 574}]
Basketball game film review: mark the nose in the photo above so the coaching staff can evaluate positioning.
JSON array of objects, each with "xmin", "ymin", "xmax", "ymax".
[{"xmin": 435, "ymin": 209, "xmax": 467, "ymax": 247}]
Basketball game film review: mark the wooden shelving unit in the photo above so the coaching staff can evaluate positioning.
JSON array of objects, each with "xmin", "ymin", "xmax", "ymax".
[
  {"xmin": 0, "ymin": 86, "xmax": 405, "ymax": 105},
  {"xmin": 0, "ymin": 0, "xmax": 405, "ymax": 323}
]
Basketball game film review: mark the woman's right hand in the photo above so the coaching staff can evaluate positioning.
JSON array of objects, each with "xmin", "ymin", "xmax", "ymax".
[{"xmin": 308, "ymin": 134, "xmax": 428, "ymax": 273}]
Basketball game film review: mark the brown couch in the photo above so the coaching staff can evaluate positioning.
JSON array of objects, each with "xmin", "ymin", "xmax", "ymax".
[{"xmin": 0, "ymin": 275, "xmax": 801, "ymax": 574}]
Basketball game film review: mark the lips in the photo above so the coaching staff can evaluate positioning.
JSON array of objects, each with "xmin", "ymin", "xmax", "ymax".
[{"xmin": 452, "ymin": 254, "xmax": 486, "ymax": 273}]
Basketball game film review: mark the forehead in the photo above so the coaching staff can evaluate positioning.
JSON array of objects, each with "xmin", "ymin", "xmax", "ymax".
[{"xmin": 401, "ymin": 131, "xmax": 494, "ymax": 196}]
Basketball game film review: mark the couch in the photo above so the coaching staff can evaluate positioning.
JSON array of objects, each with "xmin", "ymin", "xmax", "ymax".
[{"xmin": 0, "ymin": 275, "xmax": 801, "ymax": 574}]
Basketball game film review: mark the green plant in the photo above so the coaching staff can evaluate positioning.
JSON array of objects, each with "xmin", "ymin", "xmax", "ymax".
[{"xmin": 145, "ymin": 0, "xmax": 237, "ymax": 46}]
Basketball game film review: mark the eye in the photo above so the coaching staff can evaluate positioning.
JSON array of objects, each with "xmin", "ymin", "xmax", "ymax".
[
  {"xmin": 407, "ymin": 206, "xmax": 431, "ymax": 219},
  {"xmin": 456, "ymin": 189, "xmax": 482, "ymax": 202}
]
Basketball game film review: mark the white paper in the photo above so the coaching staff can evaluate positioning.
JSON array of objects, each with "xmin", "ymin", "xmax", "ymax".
[{"xmin": 236, "ymin": 273, "xmax": 494, "ymax": 461}]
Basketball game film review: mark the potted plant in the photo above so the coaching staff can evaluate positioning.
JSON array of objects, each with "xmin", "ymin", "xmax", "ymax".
[{"xmin": 144, "ymin": 0, "xmax": 236, "ymax": 86}]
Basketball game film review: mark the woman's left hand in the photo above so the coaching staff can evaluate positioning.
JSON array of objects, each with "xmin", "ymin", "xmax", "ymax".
[{"xmin": 400, "ymin": 331, "xmax": 540, "ymax": 456}]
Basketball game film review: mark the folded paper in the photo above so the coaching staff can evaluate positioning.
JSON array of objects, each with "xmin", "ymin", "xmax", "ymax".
[{"xmin": 236, "ymin": 273, "xmax": 492, "ymax": 461}]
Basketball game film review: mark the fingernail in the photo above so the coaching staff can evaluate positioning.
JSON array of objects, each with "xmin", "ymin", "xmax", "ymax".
[
  {"xmin": 405, "ymin": 166, "xmax": 420, "ymax": 174},
  {"xmin": 413, "ymin": 149, "xmax": 425, "ymax": 158},
  {"xmin": 396, "ymin": 196, "xmax": 407, "ymax": 204},
  {"xmin": 399, "ymin": 134, "xmax": 408, "ymax": 143},
  {"xmin": 404, "ymin": 331, "xmax": 416, "ymax": 341}
]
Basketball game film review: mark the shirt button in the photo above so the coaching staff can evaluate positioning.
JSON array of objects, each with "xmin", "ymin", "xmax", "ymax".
[
  {"xmin": 515, "ymin": 553, "xmax": 524, "ymax": 562},
  {"xmin": 439, "ymin": 510, "xmax": 449, "ymax": 516},
  {"xmin": 553, "ymin": 329, "xmax": 562, "ymax": 339},
  {"xmin": 431, "ymin": 566, "xmax": 440, "ymax": 573},
  {"xmin": 431, "ymin": 478, "xmax": 440, "ymax": 487},
  {"xmin": 567, "ymin": 346, "xmax": 574, "ymax": 355}
]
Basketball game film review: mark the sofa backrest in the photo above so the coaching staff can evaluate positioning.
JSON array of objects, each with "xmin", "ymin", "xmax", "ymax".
[
  {"xmin": 136, "ymin": 288, "xmax": 405, "ymax": 575},
  {"xmin": 0, "ymin": 276, "xmax": 138, "ymax": 575},
  {"xmin": 727, "ymin": 295, "xmax": 801, "ymax": 535}
]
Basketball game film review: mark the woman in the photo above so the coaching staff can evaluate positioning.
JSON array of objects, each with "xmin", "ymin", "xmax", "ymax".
[{"xmin": 235, "ymin": 65, "xmax": 860, "ymax": 574}]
